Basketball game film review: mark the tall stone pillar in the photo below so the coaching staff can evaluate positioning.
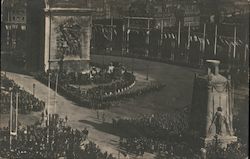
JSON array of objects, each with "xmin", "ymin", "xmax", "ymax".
[
  {"xmin": 44, "ymin": 7, "xmax": 93, "ymax": 73},
  {"xmin": 190, "ymin": 60, "xmax": 237, "ymax": 147}
]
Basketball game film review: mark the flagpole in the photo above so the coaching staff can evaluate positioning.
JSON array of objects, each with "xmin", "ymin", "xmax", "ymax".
[
  {"xmin": 214, "ymin": 24, "xmax": 218, "ymax": 56},
  {"xmin": 126, "ymin": 17, "xmax": 130, "ymax": 54},
  {"xmin": 15, "ymin": 92, "xmax": 18, "ymax": 138},
  {"xmin": 186, "ymin": 22, "xmax": 191, "ymax": 63},
  {"xmin": 178, "ymin": 20, "xmax": 181, "ymax": 48},
  {"xmin": 110, "ymin": 16, "xmax": 113, "ymax": 52},
  {"xmin": 201, "ymin": 23, "xmax": 206, "ymax": 66},
  {"xmin": 244, "ymin": 44, "xmax": 248, "ymax": 64},
  {"xmin": 244, "ymin": 27, "xmax": 248, "ymax": 64},
  {"xmin": 187, "ymin": 22, "xmax": 191, "ymax": 49},
  {"xmin": 47, "ymin": 73, "xmax": 51, "ymax": 126},
  {"xmin": 54, "ymin": 73, "xmax": 58, "ymax": 114},
  {"xmin": 9, "ymin": 91, "xmax": 13, "ymax": 150},
  {"xmin": 233, "ymin": 26, "xmax": 237, "ymax": 60},
  {"xmin": 47, "ymin": 73, "xmax": 51, "ymax": 143},
  {"xmin": 146, "ymin": 18, "xmax": 150, "ymax": 80},
  {"xmin": 121, "ymin": 24, "xmax": 125, "ymax": 64},
  {"xmin": 203, "ymin": 23, "xmax": 206, "ymax": 53},
  {"xmin": 228, "ymin": 42, "xmax": 232, "ymax": 70},
  {"xmin": 159, "ymin": 19, "xmax": 164, "ymax": 58}
]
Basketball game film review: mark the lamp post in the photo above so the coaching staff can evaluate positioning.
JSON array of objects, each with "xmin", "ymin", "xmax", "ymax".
[
  {"xmin": 121, "ymin": 24, "xmax": 125, "ymax": 64},
  {"xmin": 9, "ymin": 87, "xmax": 18, "ymax": 151},
  {"xmin": 9, "ymin": 88, "xmax": 13, "ymax": 150}
]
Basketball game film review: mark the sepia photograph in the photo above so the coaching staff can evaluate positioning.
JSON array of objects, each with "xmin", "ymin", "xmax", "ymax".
[{"xmin": 0, "ymin": 0, "xmax": 249, "ymax": 158}]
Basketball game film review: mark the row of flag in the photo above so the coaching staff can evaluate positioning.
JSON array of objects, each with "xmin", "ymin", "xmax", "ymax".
[
  {"xmin": 94, "ymin": 25, "xmax": 246, "ymax": 47},
  {"xmin": 5, "ymin": 24, "xmax": 26, "ymax": 30},
  {"xmin": 93, "ymin": 24, "xmax": 248, "ymax": 61}
]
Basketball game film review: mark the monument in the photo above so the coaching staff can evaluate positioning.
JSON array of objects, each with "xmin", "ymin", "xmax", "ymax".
[
  {"xmin": 190, "ymin": 60, "xmax": 237, "ymax": 147},
  {"xmin": 44, "ymin": 0, "xmax": 93, "ymax": 73}
]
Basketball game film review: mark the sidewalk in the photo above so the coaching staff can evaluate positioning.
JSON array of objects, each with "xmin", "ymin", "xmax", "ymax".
[{"xmin": 3, "ymin": 71, "xmax": 156, "ymax": 159}]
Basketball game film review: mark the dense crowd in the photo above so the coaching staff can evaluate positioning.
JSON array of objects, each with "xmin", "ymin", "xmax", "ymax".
[
  {"xmin": 115, "ymin": 109, "xmax": 248, "ymax": 158},
  {"xmin": 115, "ymin": 110, "xmax": 189, "ymax": 139},
  {"xmin": 0, "ymin": 115, "xmax": 116, "ymax": 159},
  {"xmin": 0, "ymin": 74, "xmax": 45, "ymax": 114},
  {"xmin": 35, "ymin": 63, "xmax": 164, "ymax": 109},
  {"xmin": 116, "ymin": 110, "xmax": 194, "ymax": 158},
  {"xmin": 41, "ymin": 62, "xmax": 127, "ymax": 86}
]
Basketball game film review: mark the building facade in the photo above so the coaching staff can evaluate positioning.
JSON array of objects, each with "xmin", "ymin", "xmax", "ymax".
[{"xmin": 1, "ymin": 0, "xmax": 27, "ymax": 55}]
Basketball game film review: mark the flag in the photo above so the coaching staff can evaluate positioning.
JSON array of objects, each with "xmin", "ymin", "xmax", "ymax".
[
  {"xmin": 164, "ymin": 33, "xmax": 168, "ymax": 39},
  {"xmin": 194, "ymin": 35, "xmax": 198, "ymax": 42},
  {"xmin": 198, "ymin": 37, "xmax": 203, "ymax": 44},
  {"xmin": 210, "ymin": 15, "xmax": 215, "ymax": 23},
  {"xmin": 103, "ymin": 27, "xmax": 111, "ymax": 41},
  {"xmin": 218, "ymin": 36, "xmax": 224, "ymax": 46},
  {"xmin": 21, "ymin": 25, "xmax": 26, "ymax": 31},
  {"xmin": 127, "ymin": 29, "xmax": 130, "ymax": 34},
  {"xmin": 122, "ymin": 25, "xmax": 125, "ymax": 32},
  {"xmin": 238, "ymin": 39, "xmax": 243, "ymax": 45},
  {"xmin": 171, "ymin": 33, "xmax": 175, "ymax": 39},
  {"xmin": 190, "ymin": 36, "xmax": 193, "ymax": 42},
  {"xmin": 168, "ymin": 33, "xmax": 171, "ymax": 39},
  {"xmin": 224, "ymin": 39, "xmax": 229, "ymax": 46},
  {"xmin": 5, "ymin": 25, "xmax": 11, "ymax": 30},
  {"xmin": 206, "ymin": 39, "xmax": 210, "ymax": 45},
  {"xmin": 113, "ymin": 28, "xmax": 117, "ymax": 36}
]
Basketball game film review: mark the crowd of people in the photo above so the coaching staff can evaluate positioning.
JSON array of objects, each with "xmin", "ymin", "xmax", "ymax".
[
  {"xmin": 115, "ymin": 110, "xmax": 193, "ymax": 158},
  {"xmin": 35, "ymin": 62, "xmax": 165, "ymax": 109},
  {"xmin": 115, "ymin": 109, "xmax": 189, "ymax": 139},
  {"xmin": 0, "ymin": 114, "xmax": 116, "ymax": 159},
  {"xmin": 115, "ymin": 109, "xmax": 248, "ymax": 158},
  {"xmin": 39, "ymin": 62, "xmax": 128, "ymax": 86},
  {"xmin": 0, "ymin": 74, "xmax": 45, "ymax": 114},
  {"xmin": 36, "ymin": 67, "xmax": 165, "ymax": 109}
]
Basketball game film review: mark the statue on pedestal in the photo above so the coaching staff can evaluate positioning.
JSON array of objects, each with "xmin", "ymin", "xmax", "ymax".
[{"xmin": 190, "ymin": 60, "xmax": 237, "ymax": 147}]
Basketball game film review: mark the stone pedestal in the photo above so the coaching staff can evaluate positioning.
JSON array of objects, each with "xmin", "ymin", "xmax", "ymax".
[
  {"xmin": 190, "ymin": 60, "xmax": 237, "ymax": 148},
  {"xmin": 44, "ymin": 7, "xmax": 93, "ymax": 73}
]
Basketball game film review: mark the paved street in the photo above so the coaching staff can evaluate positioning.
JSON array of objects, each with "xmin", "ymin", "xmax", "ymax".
[
  {"xmin": 92, "ymin": 55, "xmax": 201, "ymax": 115},
  {"xmin": 1, "ymin": 55, "xmax": 201, "ymax": 158}
]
